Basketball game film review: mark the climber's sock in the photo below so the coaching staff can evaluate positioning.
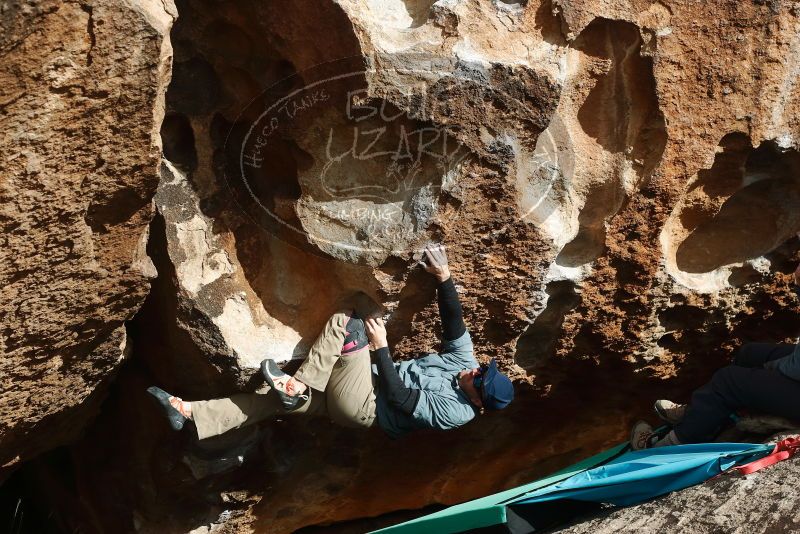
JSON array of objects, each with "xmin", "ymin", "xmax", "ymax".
[
  {"xmin": 286, "ymin": 377, "xmax": 308, "ymax": 396},
  {"xmin": 170, "ymin": 397, "xmax": 193, "ymax": 420}
]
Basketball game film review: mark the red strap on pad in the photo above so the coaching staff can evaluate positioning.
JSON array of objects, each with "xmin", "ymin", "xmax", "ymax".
[{"xmin": 735, "ymin": 436, "xmax": 800, "ymax": 475}]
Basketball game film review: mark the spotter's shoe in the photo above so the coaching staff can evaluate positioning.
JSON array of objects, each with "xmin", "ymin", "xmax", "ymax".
[
  {"xmin": 261, "ymin": 359, "xmax": 308, "ymax": 411},
  {"xmin": 654, "ymin": 399, "xmax": 687, "ymax": 426},
  {"xmin": 342, "ymin": 312, "xmax": 369, "ymax": 355},
  {"xmin": 630, "ymin": 420, "xmax": 658, "ymax": 451},
  {"xmin": 147, "ymin": 386, "xmax": 188, "ymax": 431}
]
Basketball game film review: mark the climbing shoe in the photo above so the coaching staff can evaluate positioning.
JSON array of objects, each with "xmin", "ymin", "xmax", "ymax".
[
  {"xmin": 147, "ymin": 386, "xmax": 188, "ymax": 431},
  {"xmin": 342, "ymin": 312, "xmax": 369, "ymax": 355},
  {"xmin": 654, "ymin": 399, "xmax": 687, "ymax": 426},
  {"xmin": 630, "ymin": 420, "xmax": 657, "ymax": 451},
  {"xmin": 261, "ymin": 359, "xmax": 308, "ymax": 411}
]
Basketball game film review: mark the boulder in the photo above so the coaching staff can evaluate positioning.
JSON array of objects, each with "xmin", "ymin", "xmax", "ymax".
[
  {"xmin": 6, "ymin": 0, "xmax": 800, "ymax": 532},
  {"xmin": 0, "ymin": 0, "xmax": 175, "ymax": 476},
  {"xmin": 152, "ymin": 0, "xmax": 800, "ymax": 393},
  {"xmin": 138, "ymin": 0, "xmax": 800, "ymax": 529}
]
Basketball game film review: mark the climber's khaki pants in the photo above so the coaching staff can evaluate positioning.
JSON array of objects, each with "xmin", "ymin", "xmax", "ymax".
[{"xmin": 192, "ymin": 298, "xmax": 380, "ymax": 440}]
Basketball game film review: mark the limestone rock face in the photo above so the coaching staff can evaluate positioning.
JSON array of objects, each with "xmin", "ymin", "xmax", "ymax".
[
  {"xmin": 6, "ymin": 0, "xmax": 800, "ymax": 532},
  {"xmin": 157, "ymin": 160, "xmax": 301, "ymax": 378},
  {"xmin": 0, "ymin": 0, "xmax": 175, "ymax": 475},
  {"xmin": 155, "ymin": 159, "xmax": 379, "ymax": 389},
  {"xmin": 140, "ymin": 0, "xmax": 800, "ymax": 529},
  {"xmin": 152, "ymin": 0, "xmax": 800, "ymax": 391}
]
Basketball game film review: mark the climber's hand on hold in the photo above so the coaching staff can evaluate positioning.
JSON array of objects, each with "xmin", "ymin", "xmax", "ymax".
[
  {"xmin": 366, "ymin": 317, "xmax": 388, "ymax": 350},
  {"xmin": 793, "ymin": 262, "xmax": 800, "ymax": 287},
  {"xmin": 422, "ymin": 243, "xmax": 451, "ymax": 283}
]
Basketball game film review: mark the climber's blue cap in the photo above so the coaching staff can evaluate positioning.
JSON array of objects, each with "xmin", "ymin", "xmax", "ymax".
[{"xmin": 480, "ymin": 359, "xmax": 514, "ymax": 410}]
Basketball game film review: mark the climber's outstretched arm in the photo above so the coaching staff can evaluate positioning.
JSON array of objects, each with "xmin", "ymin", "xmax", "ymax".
[
  {"xmin": 366, "ymin": 317, "xmax": 420, "ymax": 414},
  {"xmin": 422, "ymin": 244, "xmax": 466, "ymax": 341}
]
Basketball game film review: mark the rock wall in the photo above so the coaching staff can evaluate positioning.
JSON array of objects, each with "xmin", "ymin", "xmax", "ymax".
[
  {"xmin": 146, "ymin": 0, "xmax": 800, "ymax": 418},
  {"xmin": 4, "ymin": 0, "xmax": 800, "ymax": 532},
  {"xmin": 0, "ymin": 0, "xmax": 175, "ymax": 476}
]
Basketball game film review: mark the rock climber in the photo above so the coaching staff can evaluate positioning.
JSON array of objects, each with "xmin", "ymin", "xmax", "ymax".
[
  {"xmin": 631, "ymin": 261, "xmax": 800, "ymax": 450},
  {"xmin": 147, "ymin": 244, "xmax": 514, "ymax": 440}
]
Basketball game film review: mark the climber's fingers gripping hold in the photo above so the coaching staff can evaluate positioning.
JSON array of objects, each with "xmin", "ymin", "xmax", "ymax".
[
  {"xmin": 424, "ymin": 243, "xmax": 447, "ymax": 266},
  {"xmin": 423, "ymin": 243, "xmax": 451, "ymax": 283},
  {"xmin": 365, "ymin": 317, "xmax": 388, "ymax": 350}
]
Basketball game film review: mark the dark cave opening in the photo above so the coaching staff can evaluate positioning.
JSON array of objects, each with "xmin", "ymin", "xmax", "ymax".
[
  {"xmin": 161, "ymin": 112, "xmax": 198, "ymax": 172},
  {"xmin": 0, "ymin": 452, "xmax": 68, "ymax": 534}
]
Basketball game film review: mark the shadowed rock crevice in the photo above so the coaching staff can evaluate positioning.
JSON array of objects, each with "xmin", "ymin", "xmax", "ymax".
[
  {"xmin": 404, "ymin": 0, "xmax": 438, "ymax": 27},
  {"xmin": 674, "ymin": 135, "xmax": 800, "ymax": 273},
  {"xmin": 534, "ymin": 0, "xmax": 567, "ymax": 46},
  {"xmin": 555, "ymin": 179, "xmax": 624, "ymax": 267},
  {"xmin": 132, "ymin": 207, "xmax": 244, "ymax": 396},
  {"xmin": 84, "ymin": 187, "xmax": 148, "ymax": 234},
  {"xmin": 556, "ymin": 18, "xmax": 667, "ymax": 268},
  {"xmin": 515, "ymin": 281, "xmax": 581, "ymax": 373},
  {"xmin": 161, "ymin": 112, "xmax": 197, "ymax": 172},
  {"xmin": 575, "ymin": 19, "xmax": 663, "ymax": 157}
]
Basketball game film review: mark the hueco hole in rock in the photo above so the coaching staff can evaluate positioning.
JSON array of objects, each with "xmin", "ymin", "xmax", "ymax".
[{"xmin": 4, "ymin": 0, "xmax": 800, "ymax": 532}]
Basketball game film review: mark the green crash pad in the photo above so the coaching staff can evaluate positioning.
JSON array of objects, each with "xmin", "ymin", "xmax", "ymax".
[{"xmin": 372, "ymin": 443, "xmax": 629, "ymax": 534}]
